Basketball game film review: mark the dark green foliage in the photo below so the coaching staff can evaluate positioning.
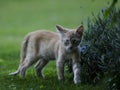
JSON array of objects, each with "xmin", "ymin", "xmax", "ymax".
[
  {"xmin": 66, "ymin": 0, "xmax": 120, "ymax": 89},
  {"xmin": 80, "ymin": 2, "xmax": 120, "ymax": 90}
]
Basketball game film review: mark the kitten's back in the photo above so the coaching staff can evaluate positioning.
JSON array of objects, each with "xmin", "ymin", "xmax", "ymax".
[{"xmin": 27, "ymin": 30, "xmax": 59, "ymax": 40}]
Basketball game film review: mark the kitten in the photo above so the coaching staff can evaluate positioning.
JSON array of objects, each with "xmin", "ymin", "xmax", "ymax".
[{"xmin": 9, "ymin": 25, "xmax": 84, "ymax": 84}]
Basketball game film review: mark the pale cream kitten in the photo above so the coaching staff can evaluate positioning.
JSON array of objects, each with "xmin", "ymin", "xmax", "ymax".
[{"xmin": 9, "ymin": 25, "xmax": 84, "ymax": 84}]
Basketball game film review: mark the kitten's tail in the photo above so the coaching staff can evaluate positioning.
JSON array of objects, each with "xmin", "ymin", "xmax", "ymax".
[{"xmin": 9, "ymin": 35, "xmax": 30, "ymax": 76}]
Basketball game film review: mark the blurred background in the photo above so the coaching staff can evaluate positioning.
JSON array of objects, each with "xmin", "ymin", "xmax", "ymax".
[{"xmin": 1, "ymin": 0, "xmax": 119, "ymax": 32}]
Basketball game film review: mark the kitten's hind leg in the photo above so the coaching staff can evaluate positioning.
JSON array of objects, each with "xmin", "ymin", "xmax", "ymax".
[
  {"xmin": 19, "ymin": 57, "xmax": 36, "ymax": 77},
  {"xmin": 34, "ymin": 59, "xmax": 49, "ymax": 78}
]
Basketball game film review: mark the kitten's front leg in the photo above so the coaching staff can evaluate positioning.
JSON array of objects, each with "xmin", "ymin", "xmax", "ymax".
[
  {"xmin": 72, "ymin": 54, "xmax": 81, "ymax": 84},
  {"xmin": 56, "ymin": 57, "xmax": 65, "ymax": 81},
  {"xmin": 72, "ymin": 62, "xmax": 81, "ymax": 84}
]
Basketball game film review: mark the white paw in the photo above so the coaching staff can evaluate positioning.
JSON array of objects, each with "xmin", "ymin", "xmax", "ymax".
[{"xmin": 74, "ymin": 79, "xmax": 81, "ymax": 84}]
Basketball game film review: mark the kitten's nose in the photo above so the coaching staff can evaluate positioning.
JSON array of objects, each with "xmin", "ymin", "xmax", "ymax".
[{"xmin": 70, "ymin": 46, "xmax": 73, "ymax": 50}]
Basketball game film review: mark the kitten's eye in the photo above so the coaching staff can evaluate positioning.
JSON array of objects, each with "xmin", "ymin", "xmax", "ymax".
[
  {"xmin": 64, "ymin": 40, "xmax": 70, "ymax": 46},
  {"xmin": 72, "ymin": 40, "xmax": 77, "ymax": 44},
  {"xmin": 72, "ymin": 40, "xmax": 80, "ymax": 45}
]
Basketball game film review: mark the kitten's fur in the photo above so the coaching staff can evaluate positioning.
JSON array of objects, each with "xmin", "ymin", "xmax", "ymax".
[{"xmin": 9, "ymin": 25, "xmax": 84, "ymax": 84}]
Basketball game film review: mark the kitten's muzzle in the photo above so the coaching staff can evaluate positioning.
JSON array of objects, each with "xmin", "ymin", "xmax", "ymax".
[{"xmin": 69, "ymin": 46, "xmax": 73, "ymax": 50}]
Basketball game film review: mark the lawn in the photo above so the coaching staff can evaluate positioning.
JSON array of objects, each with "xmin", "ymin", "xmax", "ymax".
[{"xmin": 0, "ymin": 0, "xmax": 120, "ymax": 90}]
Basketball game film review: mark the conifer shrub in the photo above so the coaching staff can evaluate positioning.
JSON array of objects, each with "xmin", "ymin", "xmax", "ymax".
[{"xmin": 81, "ymin": 1, "xmax": 120, "ymax": 89}]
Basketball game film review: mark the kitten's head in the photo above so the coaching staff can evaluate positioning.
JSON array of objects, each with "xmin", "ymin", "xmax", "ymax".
[{"xmin": 56, "ymin": 25, "xmax": 84, "ymax": 52}]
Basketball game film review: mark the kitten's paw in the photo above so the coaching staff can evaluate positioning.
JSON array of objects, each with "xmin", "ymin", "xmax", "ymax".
[{"xmin": 74, "ymin": 79, "xmax": 81, "ymax": 84}]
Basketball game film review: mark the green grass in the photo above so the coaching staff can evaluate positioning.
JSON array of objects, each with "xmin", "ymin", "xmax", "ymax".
[
  {"xmin": 0, "ymin": 0, "xmax": 120, "ymax": 90},
  {"xmin": 0, "ymin": 60, "xmax": 106, "ymax": 90}
]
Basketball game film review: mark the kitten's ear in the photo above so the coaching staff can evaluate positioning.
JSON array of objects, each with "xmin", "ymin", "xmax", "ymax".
[
  {"xmin": 56, "ymin": 25, "xmax": 67, "ymax": 34},
  {"xmin": 76, "ymin": 25, "xmax": 84, "ymax": 36}
]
